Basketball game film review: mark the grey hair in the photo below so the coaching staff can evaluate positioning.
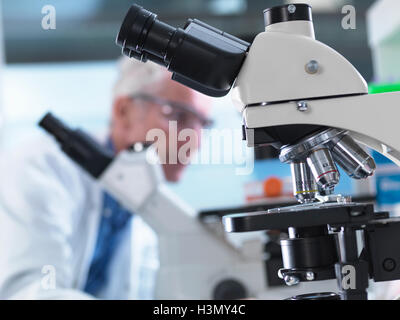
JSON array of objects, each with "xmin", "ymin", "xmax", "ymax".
[{"xmin": 113, "ymin": 56, "xmax": 170, "ymax": 99}]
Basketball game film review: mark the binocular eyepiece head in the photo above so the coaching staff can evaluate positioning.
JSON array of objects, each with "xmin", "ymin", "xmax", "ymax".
[{"xmin": 116, "ymin": 4, "xmax": 250, "ymax": 97}]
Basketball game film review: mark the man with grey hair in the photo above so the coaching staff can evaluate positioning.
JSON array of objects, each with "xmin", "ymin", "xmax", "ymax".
[
  {"xmin": 0, "ymin": 57, "xmax": 212, "ymax": 299},
  {"xmin": 111, "ymin": 57, "xmax": 211, "ymax": 181}
]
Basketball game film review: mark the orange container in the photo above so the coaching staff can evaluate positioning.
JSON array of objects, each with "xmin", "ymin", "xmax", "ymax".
[{"xmin": 263, "ymin": 177, "xmax": 283, "ymax": 197}]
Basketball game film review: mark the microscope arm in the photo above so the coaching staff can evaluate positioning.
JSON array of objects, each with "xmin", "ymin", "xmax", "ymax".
[{"xmin": 243, "ymin": 91, "xmax": 400, "ymax": 166}]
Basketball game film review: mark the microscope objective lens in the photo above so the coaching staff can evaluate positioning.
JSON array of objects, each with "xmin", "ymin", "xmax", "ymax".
[
  {"xmin": 307, "ymin": 148, "xmax": 340, "ymax": 191},
  {"xmin": 290, "ymin": 161, "xmax": 317, "ymax": 203}
]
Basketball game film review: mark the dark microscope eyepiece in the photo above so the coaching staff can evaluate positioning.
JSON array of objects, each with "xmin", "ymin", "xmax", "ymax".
[
  {"xmin": 39, "ymin": 112, "xmax": 71, "ymax": 145},
  {"xmin": 117, "ymin": 4, "xmax": 171, "ymax": 63},
  {"xmin": 116, "ymin": 4, "xmax": 250, "ymax": 97},
  {"xmin": 38, "ymin": 112, "xmax": 113, "ymax": 178},
  {"xmin": 116, "ymin": 4, "xmax": 155, "ymax": 49}
]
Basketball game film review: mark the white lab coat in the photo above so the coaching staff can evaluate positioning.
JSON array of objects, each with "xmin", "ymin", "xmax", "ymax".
[{"xmin": 0, "ymin": 133, "xmax": 159, "ymax": 299}]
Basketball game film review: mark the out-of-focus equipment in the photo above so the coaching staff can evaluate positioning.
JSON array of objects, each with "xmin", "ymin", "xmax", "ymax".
[
  {"xmin": 367, "ymin": 0, "xmax": 400, "ymax": 84},
  {"xmin": 116, "ymin": 3, "xmax": 400, "ymax": 300},
  {"xmin": 0, "ymin": 2, "xmax": 4, "ymax": 142},
  {"xmin": 38, "ymin": 112, "xmax": 266, "ymax": 300},
  {"xmin": 367, "ymin": 1, "xmax": 400, "ymax": 218}
]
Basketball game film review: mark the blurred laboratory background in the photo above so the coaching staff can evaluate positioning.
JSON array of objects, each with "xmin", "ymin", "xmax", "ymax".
[{"xmin": 0, "ymin": 0, "xmax": 399, "ymax": 213}]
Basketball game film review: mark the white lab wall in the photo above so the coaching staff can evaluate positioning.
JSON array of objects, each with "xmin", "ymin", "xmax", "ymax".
[
  {"xmin": 1, "ymin": 61, "xmax": 117, "ymax": 149},
  {"xmin": 367, "ymin": 0, "xmax": 400, "ymax": 82}
]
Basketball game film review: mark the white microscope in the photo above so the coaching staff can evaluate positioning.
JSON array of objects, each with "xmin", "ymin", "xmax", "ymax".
[
  {"xmin": 115, "ymin": 3, "xmax": 400, "ymax": 300},
  {"xmin": 38, "ymin": 112, "xmax": 267, "ymax": 300}
]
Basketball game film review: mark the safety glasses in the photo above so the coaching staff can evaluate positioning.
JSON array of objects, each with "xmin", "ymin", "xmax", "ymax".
[{"xmin": 130, "ymin": 93, "xmax": 214, "ymax": 128}]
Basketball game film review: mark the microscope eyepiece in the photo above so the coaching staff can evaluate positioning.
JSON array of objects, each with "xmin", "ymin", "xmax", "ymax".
[
  {"xmin": 116, "ymin": 4, "xmax": 250, "ymax": 97},
  {"xmin": 117, "ymin": 4, "xmax": 174, "ymax": 64},
  {"xmin": 39, "ymin": 112, "xmax": 71, "ymax": 145}
]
